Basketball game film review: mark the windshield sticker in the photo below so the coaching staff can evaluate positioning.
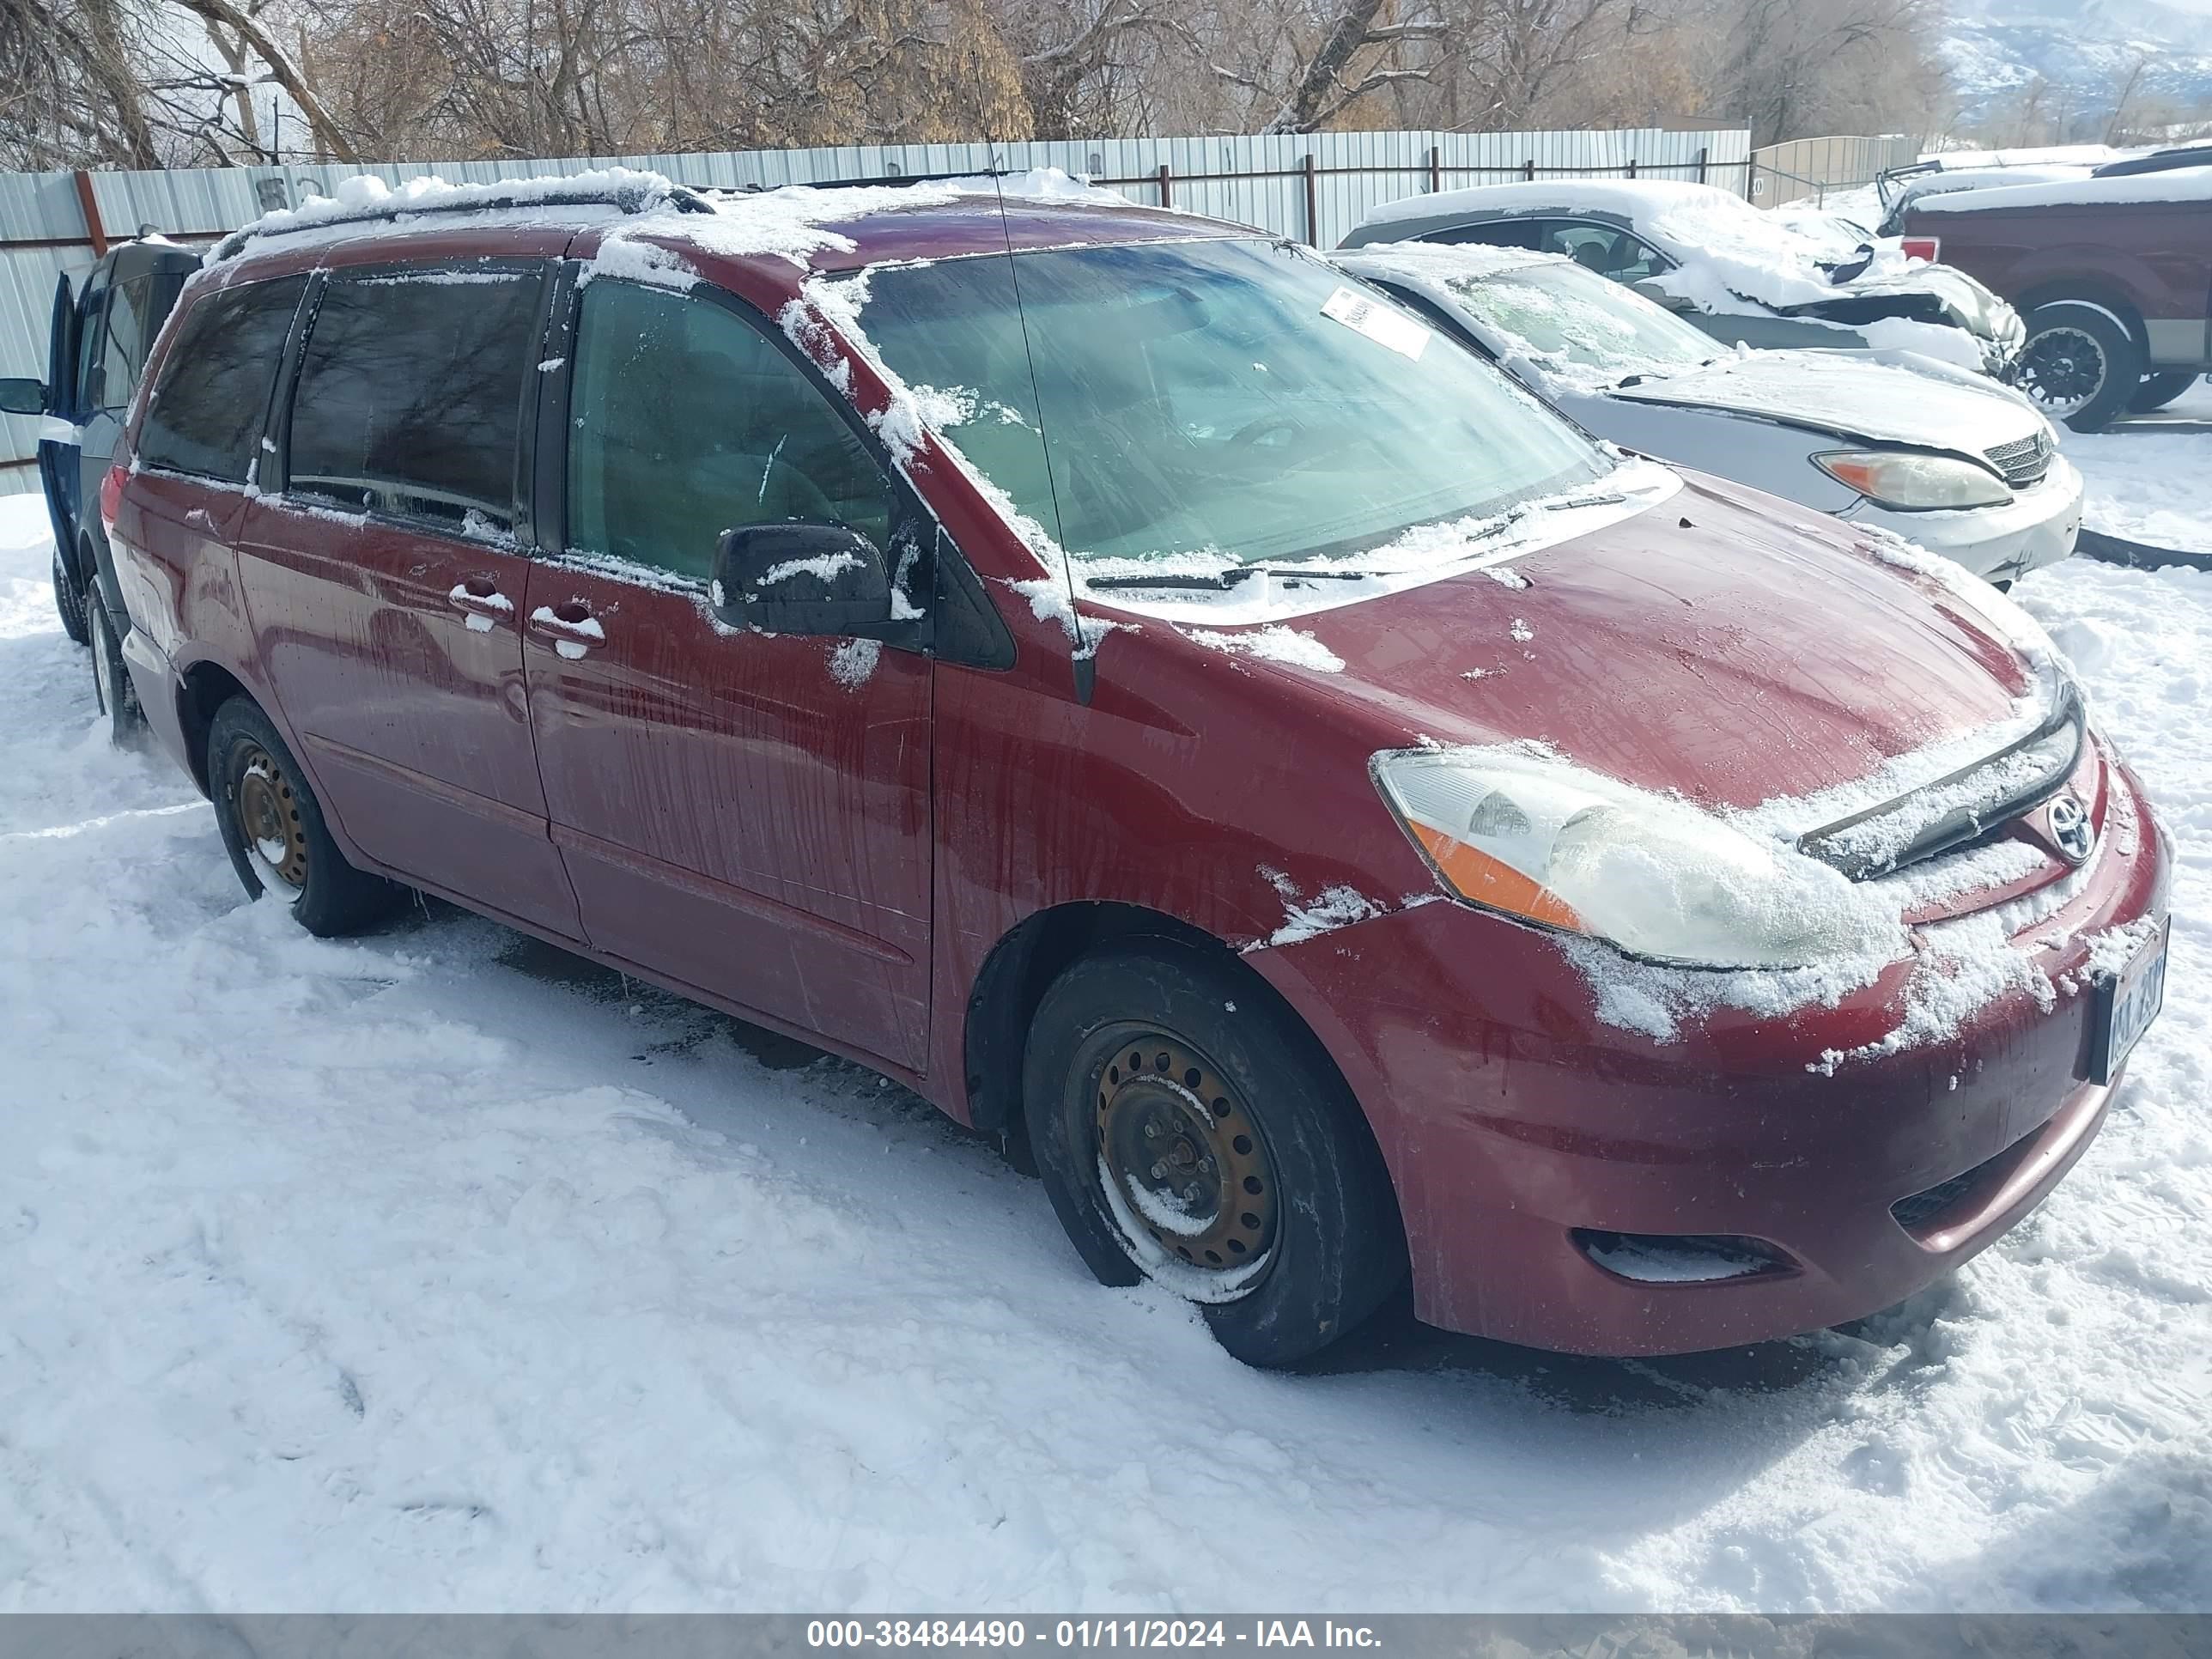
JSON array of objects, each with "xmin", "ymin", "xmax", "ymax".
[{"xmin": 1321, "ymin": 286, "xmax": 1431, "ymax": 361}]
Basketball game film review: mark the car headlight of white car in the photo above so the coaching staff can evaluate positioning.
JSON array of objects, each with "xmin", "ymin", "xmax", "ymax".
[
  {"xmin": 1372, "ymin": 747, "xmax": 1901, "ymax": 969},
  {"xmin": 1814, "ymin": 449, "xmax": 2013, "ymax": 510}
]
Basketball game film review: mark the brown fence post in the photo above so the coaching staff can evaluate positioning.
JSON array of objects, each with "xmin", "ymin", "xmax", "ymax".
[
  {"xmin": 1523, "ymin": 157, "xmax": 1536, "ymax": 180},
  {"xmin": 1157, "ymin": 161, "xmax": 1172, "ymax": 210},
  {"xmin": 1697, "ymin": 145, "xmax": 1709, "ymax": 185},
  {"xmin": 1429, "ymin": 144, "xmax": 1443, "ymax": 191},
  {"xmin": 1303, "ymin": 153, "xmax": 1319, "ymax": 246},
  {"xmin": 73, "ymin": 169, "xmax": 108, "ymax": 257}
]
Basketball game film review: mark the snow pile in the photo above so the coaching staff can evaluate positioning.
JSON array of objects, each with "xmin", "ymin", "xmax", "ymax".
[
  {"xmin": 1357, "ymin": 179, "xmax": 1901, "ymax": 313},
  {"xmin": 1177, "ymin": 625, "xmax": 1345, "ymax": 673},
  {"xmin": 1912, "ymin": 165, "xmax": 2212, "ymax": 213}
]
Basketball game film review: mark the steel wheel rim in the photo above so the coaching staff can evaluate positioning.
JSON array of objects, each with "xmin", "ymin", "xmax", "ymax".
[
  {"xmin": 234, "ymin": 744, "xmax": 310, "ymax": 890},
  {"xmin": 2019, "ymin": 325, "xmax": 2107, "ymax": 416},
  {"xmin": 1094, "ymin": 1027, "xmax": 1278, "ymax": 1297}
]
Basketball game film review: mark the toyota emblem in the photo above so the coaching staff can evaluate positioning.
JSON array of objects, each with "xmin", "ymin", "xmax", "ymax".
[{"xmin": 2047, "ymin": 793, "xmax": 2094, "ymax": 864}]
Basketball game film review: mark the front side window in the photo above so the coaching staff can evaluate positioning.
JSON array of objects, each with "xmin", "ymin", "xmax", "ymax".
[
  {"xmin": 74, "ymin": 283, "xmax": 107, "ymax": 417},
  {"xmin": 137, "ymin": 276, "xmax": 307, "ymax": 482},
  {"xmin": 1532, "ymin": 222, "xmax": 1669, "ymax": 283},
  {"xmin": 566, "ymin": 279, "xmax": 892, "ymax": 582},
  {"xmin": 853, "ymin": 238, "xmax": 1612, "ymax": 568},
  {"xmin": 98, "ymin": 274, "xmax": 152, "ymax": 410},
  {"xmin": 287, "ymin": 270, "xmax": 543, "ymax": 531}
]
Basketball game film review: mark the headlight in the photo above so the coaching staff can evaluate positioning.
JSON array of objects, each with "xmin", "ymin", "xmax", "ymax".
[
  {"xmin": 1814, "ymin": 449, "xmax": 2011, "ymax": 510},
  {"xmin": 1372, "ymin": 747, "xmax": 1901, "ymax": 969}
]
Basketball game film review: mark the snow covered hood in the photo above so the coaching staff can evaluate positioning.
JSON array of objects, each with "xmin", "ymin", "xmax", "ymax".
[
  {"xmin": 1146, "ymin": 472, "xmax": 2059, "ymax": 816},
  {"xmin": 1607, "ymin": 349, "xmax": 2048, "ymax": 455}
]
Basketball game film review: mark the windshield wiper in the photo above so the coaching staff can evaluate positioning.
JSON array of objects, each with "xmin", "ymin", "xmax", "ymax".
[{"xmin": 1085, "ymin": 564, "xmax": 1373, "ymax": 591}]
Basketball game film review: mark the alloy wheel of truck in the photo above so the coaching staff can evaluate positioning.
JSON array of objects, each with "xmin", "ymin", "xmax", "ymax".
[
  {"xmin": 208, "ymin": 696, "xmax": 406, "ymax": 938},
  {"xmin": 84, "ymin": 588, "xmax": 143, "ymax": 744},
  {"xmin": 2129, "ymin": 371, "xmax": 2201, "ymax": 415},
  {"xmin": 1022, "ymin": 944, "xmax": 1406, "ymax": 1367},
  {"xmin": 52, "ymin": 548, "xmax": 89, "ymax": 646},
  {"xmin": 2019, "ymin": 305, "xmax": 2144, "ymax": 432}
]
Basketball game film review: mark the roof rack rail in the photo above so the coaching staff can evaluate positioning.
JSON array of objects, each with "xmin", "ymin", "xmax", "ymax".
[{"xmin": 213, "ymin": 174, "xmax": 716, "ymax": 261}]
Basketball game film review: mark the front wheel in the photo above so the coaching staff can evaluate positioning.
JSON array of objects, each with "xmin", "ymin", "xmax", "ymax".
[
  {"xmin": 1023, "ymin": 945, "xmax": 1406, "ymax": 1367},
  {"xmin": 85, "ymin": 588, "xmax": 143, "ymax": 744},
  {"xmin": 207, "ymin": 696, "xmax": 405, "ymax": 937},
  {"xmin": 2019, "ymin": 305, "xmax": 2144, "ymax": 432},
  {"xmin": 52, "ymin": 547, "xmax": 89, "ymax": 645}
]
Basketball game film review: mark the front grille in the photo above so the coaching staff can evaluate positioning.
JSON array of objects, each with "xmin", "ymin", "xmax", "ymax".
[
  {"xmin": 1798, "ymin": 690, "xmax": 2084, "ymax": 879},
  {"xmin": 1984, "ymin": 429, "xmax": 2052, "ymax": 489},
  {"xmin": 1891, "ymin": 1139, "xmax": 2016, "ymax": 1234}
]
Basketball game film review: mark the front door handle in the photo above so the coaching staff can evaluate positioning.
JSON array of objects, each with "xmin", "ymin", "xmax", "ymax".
[
  {"xmin": 447, "ymin": 578, "xmax": 515, "ymax": 631},
  {"xmin": 528, "ymin": 600, "xmax": 605, "ymax": 659}
]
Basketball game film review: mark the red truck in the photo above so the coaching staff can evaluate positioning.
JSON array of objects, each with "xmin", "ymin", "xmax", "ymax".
[{"xmin": 1893, "ymin": 150, "xmax": 2212, "ymax": 431}]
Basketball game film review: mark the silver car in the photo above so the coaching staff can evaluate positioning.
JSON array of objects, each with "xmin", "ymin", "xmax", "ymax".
[{"xmin": 1339, "ymin": 241, "xmax": 2081, "ymax": 584}]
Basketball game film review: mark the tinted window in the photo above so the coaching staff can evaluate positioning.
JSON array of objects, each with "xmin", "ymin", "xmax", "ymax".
[
  {"xmin": 97, "ymin": 274, "xmax": 153, "ymax": 410},
  {"xmin": 138, "ymin": 276, "xmax": 307, "ymax": 482},
  {"xmin": 567, "ymin": 280, "xmax": 891, "ymax": 581},
  {"xmin": 74, "ymin": 283, "xmax": 106, "ymax": 418},
  {"xmin": 1425, "ymin": 220, "xmax": 1540, "ymax": 251},
  {"xmin": 287, "ymin": 270, "xmax": 543, "ymax": 532}
]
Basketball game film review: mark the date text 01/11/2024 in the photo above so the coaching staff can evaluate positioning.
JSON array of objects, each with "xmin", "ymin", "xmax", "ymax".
[{"xmin": 806, "ymin": 1621, "xmax": 1383, "ymax": 1649}]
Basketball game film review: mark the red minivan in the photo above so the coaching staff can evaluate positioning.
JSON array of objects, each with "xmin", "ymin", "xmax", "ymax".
[{"xmin": 107, "ymin": 171, "xmax": 2169, "ymax": 1367}]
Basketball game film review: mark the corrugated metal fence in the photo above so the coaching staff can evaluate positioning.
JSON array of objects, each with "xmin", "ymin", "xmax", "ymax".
[
  {"xmin": 1, "ymin": 124, "xmax": 1751, "ymax": 493},
  {"xmin": 1747, "ymin": 134, "xmax": 1922, "ymax": 209}
]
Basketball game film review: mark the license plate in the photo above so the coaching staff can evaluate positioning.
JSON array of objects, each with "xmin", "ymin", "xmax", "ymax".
[{"xmin": 2090, "ymin": 919, "xmax": 2169, "ymax": 1085}]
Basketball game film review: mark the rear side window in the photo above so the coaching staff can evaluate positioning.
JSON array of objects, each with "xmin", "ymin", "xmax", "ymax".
[
  {"xmin": 1425, "ymin": 220, "xmax": 1541, "ymax": 251},
  {"xmin": 285, "ymin": 270, "xmax": 544, "ymax": 532},
  {"xmin": 137, "ymin": 276, "xmax": 307, "ymax": 482}
]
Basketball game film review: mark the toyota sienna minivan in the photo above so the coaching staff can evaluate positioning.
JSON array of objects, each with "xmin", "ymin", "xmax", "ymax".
[{"xmin": 105, "ymin": 170, "xmax": 2168, "ymax": 1367}]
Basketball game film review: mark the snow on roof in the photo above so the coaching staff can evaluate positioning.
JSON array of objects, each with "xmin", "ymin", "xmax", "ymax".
[
  {"xmin": 1334, "ymin": 239, "xmax": 1556, "ymax": 281},
  {"xmin": 1909, "ymin": 164, "xmax": 2212, "ymax": 213},
  {"xmin": 1352, "ymin": 177, "xmax": 1889, "ymax": 313},
  {"xmin": 214, "ymin": 164, "xmax": 1127, "ymax": 270}
]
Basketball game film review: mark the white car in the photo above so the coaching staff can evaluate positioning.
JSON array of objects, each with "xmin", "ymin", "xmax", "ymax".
[
  {"xmin": 1339, "ymin": 178, "xmax": 2026, "ymax": 378},
  {"xmin": 1337, "ymin": 241, "xmax": 2081, "ymax": 584}
]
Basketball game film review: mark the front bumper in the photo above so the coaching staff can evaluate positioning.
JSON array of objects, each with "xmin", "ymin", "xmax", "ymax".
[
  {"xmin": 1245, "ymin": 753, "xmax": 2166, "ymax": 1356},
  {"xmin": 1839, "ymin": 454, "xmax": 2081, "ymax": 582}
]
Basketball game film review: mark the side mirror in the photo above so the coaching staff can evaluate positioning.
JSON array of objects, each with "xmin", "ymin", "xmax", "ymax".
[
  {"xmin": 0, "ymin": 377, "xmax": 47, "ymax": 416},
  {"xmin": 713, "ymin": 521, "xmax": 896, "ymax": 637},
  {"xmin": 1629, "ymin": 279, "xmax": 1693, "ymax": 313}
]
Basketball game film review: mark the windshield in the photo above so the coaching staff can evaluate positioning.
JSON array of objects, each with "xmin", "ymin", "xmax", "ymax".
[
  {"xmin": 848, "ymin": 237, "xmax": 1612, "ymax": 568},
  {"xmin": 1438, "ymin": 263, "xmax": 1716, "ymax": 375}
]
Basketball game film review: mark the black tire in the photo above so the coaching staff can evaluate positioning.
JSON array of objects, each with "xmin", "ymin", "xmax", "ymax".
[
  {"xmin": 84, "ymin": 587, "xmax": 144, "ymax": 744},
  {"xmin": 206, "ymin": 695, "xmax": 405, "ymax": 938},
  {"xmin": 2019, "ymin": 304, "xmax": 2144, "ymax": 433},
  {"xmin": 2130, "ymin": 371, "xmax": 2201, "ymax": 415},
  {"xmin": 1023, "ymin": 944, "xmax": 1406, "ymax": 1367},
  {"xmin": 52, "ymin": 545, "xmax": 89, "ymax": 646}
]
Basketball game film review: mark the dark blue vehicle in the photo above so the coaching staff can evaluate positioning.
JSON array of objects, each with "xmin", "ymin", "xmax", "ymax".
[{"xmin": 1, "ymin": 237, "xmax": 199, "ymax": 737}]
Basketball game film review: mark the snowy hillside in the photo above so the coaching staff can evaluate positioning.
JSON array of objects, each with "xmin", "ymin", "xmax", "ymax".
[{"xmin": 1944, "ymin": 0, "xmax": 2212, "ymax": 122}]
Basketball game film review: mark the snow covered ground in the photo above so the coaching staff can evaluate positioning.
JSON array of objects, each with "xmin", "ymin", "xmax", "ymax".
[{"xmin": 3, "ymin": 417, "xmax": 2210, "ymax": 1612}]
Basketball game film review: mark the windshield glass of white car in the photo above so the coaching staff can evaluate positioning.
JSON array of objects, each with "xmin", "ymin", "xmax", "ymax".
[
  {"xmin": 1445, "ymin": 264, "xmax": 1717, "ymax": 376},
  {"xmin": 851, "ymin": 239, "xmax": 1615, "ymax": 568}
]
